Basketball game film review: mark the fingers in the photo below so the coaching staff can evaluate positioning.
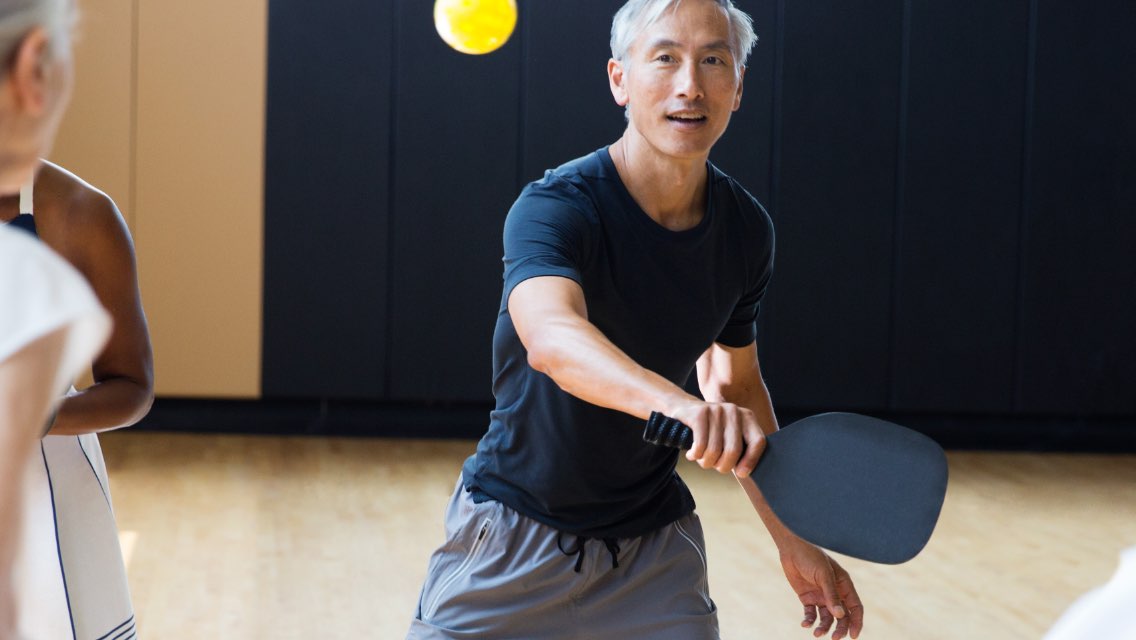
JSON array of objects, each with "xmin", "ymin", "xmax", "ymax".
[
  {"xmin": 684, "ymin": 408, "xmax": 707, "ymax": 462},
  {"xmin": 812, "ymin": 605, "xmax": 834, "ymax": 637},
  {"xmin": 696, "ymin": 410, "xmax": 725, "ymax": 470},
  {"xmin": 814, "ymin": 558, "xmax": 846, "ymax": 622},
  {"xmin": 844, "ymin": 600, "xmax": 864, "ymax": 639},
  {"xmin": 677, "ymin": 403, "xmax": 761, "ymax": 475},
  {"xmin": 801, "ymin": 604, "xmax": 817, "ymax": 628},
  {"xmin": 803, "ymin": 603, "xmax": 851, "ymax": 640},
  {"xmin": 802, "ymin": 555, "xmax": 846, "ymax": 639},
  {"xmin": 787, "ymin": 549, "xmax": 864, "ymax": 640},
  {"xmin": 832, "ymin": 560, "xmax": 864, "ymax": 639},
  {"xmin": 845, "ymin": 602, "xmax": 864, "ymax": 640},
  {"xmin": 733, "ymin": 419, "xmax": 765, "ymax": 477},
  {"xmin": 831, "ymin": 611, "xmax": 851, "ymax": 640},
  {"xmin": 812, "ymin": 559, "xmax": 864, "ymax": 640},
  {"xmin": 704, "ymin": 409, "xmax": 731, "ymax": 472}
]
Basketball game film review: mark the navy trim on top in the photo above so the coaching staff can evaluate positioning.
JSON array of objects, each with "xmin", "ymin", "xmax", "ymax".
[
  {"xmin": 76, "ymin": 436, "xmax": 114, "ymax": 509},
  {"xmin": 42, "ymin": 443, "xmax": 79, "ymax": 640},
  {"xmin": 96, "ymin": 614, "xmax": 136, "ymax": 640},
  {"xmin": 7, "ymin": 212, "xmax": 37, "ymax": 236}
]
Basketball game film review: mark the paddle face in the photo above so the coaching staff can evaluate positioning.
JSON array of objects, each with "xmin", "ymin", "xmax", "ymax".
[{"xmin": 644, "ymin": 411, "xmax": 948, "ymax": 564}]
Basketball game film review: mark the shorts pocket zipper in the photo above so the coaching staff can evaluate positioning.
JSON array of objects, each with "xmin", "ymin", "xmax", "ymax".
[
  {"xmin": 673, "ymin": 519, "xmax": 714, "ymax": 611},
  {"xmin": 425, "ymin": 517, "xmax": 493, "ymax": 621},
  {"xmin": 674, "ymin": 519, "xmax": 707, "ymax": 572}
]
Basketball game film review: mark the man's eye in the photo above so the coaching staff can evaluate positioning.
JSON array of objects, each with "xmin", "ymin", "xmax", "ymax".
[
  {"xmin": 656, "ymin": 54, "xmax": 675, "ymax": 63},
  {"xmin": 705, "ymin": 56, "xmax": 724, "ymax": 65}
]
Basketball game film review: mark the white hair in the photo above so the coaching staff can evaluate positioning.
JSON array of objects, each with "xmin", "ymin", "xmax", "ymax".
[
  {"xmin": 610, "ymin": 0, "xmax": 757, "ymax": 69},
  {"xmin": 0, "ymin": 0, "xmax": 76, "ymax": 71}
]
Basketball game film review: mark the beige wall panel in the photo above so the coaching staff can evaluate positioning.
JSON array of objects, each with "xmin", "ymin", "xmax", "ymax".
[
  {"xmin": 134, "ymin": 0, "xmax": 267, "ymax": 397},
  {"xmin": 50, "ymin": 0, "xmax": 134, "ymax": 223},
  {"xmin": 48, "ymin": 0, "xmax": 134, "ymax": 391}
]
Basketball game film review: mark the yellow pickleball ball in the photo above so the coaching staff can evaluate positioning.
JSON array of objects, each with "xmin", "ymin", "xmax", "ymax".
[{"xmin": 434, "ymin": 0, "xmax": 518, "ymax": 55}]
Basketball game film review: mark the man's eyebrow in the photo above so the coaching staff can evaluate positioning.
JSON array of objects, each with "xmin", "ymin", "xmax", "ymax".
[
  {"xmin": 644, "ymin": 38, "xmax": 732, "ymax": 52},
  {"xmin": 645, "ymin": 38, "xmax": 682, "ymax": 50}
]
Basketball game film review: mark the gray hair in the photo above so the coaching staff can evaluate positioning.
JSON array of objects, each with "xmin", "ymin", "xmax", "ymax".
[
  {"xmin": 610, "ymin": 0, "xmax": 757, "ymax": 69},
  {"xmin": 0, "ymin": 0, "xmax": 76, "ymax": 70}
]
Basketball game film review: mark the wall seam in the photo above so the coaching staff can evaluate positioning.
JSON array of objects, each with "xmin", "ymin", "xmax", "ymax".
[
  {"xmin": 762, "ymin": 0, "xmax": 785, "ymax": 378},
  {"xmin": 383, "ymin": 0, "xmax": 401, "ymax": 399},
  {"xmin": 1013, "ymin": 0, "xmax": 1040, "ymax": 412},
  {"xmin": 516, "ymin": 5, "xmax": 528, "ymax": 192},
  {"xmin": 129, "ymin": 0, "xmax": 139, "ymax": 234},
  {"xmin": 888, "ymin": 0, "xmax": 913, "ymax": 410}
]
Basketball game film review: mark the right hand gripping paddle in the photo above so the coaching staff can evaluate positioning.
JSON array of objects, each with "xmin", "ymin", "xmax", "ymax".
[{"xmin": 645, "ymin": 411, "xmax": 948, "ymax": 564}]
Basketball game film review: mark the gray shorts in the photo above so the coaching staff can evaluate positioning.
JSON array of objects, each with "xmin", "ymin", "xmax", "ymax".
[{"xmin": 407, "ymin": 480, "xmax": 719, "ymax": 640}]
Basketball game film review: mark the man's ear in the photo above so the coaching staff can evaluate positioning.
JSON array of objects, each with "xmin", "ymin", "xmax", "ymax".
[
  {"xmin": 732, "ymin": 64, "xmax": 745, "ymax": 112},
  {"xmin": 8, "ymin": 27, "xmax": 51, "ymax": 115},
  {"xmin": 608, "ymin": 58, "xmax": 629, "ymax": 107}
]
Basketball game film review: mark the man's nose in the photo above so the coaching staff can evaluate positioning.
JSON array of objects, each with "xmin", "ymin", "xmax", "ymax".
[{"xmin": 675, "ymin": 61, "xmax": 705, "ymax": 100}]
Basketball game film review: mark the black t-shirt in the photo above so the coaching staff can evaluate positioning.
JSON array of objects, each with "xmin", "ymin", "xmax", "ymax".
[{"xmin": 462, "ymin": 147, "xmax": 774, "ymax": 539}]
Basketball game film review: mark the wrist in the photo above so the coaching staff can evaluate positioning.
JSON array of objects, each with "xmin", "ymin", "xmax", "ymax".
[
  {"xmin": 41, "ymin": 409, "xmax": 57, "ymax": 437},
  {"xmin": 657, "ymin": 393, "xmax": 702, "ymax": 419}
]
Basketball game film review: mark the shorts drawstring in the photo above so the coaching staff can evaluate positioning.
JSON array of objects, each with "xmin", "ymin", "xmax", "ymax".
[
  {"xmin": 602, "ymin": 538, "xmax": 620, "ymax": 569},
  {"xmin": 557, "ymin": 533, "xmax": 622, "ymax": 572},
  {"xmin": 558, "ymin": 534, "xmax": 587, "ymax": 572}
]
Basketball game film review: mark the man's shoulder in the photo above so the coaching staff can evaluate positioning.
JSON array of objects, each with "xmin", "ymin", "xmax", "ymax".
[
  {"xmin": 708, "ymin": 163, "xmax": 766, "ymax": 212},
  {"xmin": 525, "ymin": 149, "xmax": 610, "ymax": 197},
  {"xmin": 514, "ymin": 149, "xmax": 612, "ymax": 219},
  {"xmin": 547, "ymin": 148, "xmax": 608, "ymax": 182},
  {"xmin": 709, "ymin": 164, "xmax": 772, "ymax": 226}
]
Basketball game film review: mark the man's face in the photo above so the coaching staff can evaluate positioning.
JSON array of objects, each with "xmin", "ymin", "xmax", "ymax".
[{"xmin": 609, "ymin": 0, "xmax": 744, "ymax": 161}]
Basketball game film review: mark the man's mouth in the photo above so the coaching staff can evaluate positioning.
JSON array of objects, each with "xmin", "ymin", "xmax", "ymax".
[{"xmin": 666, "ymin": 112, "xmax": 707, "ymax": 123}]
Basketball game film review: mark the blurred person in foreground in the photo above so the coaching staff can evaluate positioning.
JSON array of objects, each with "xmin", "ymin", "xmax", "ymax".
[{"xmin": 1, "ymin": 0, "xmax": 124, "ymax": 637}]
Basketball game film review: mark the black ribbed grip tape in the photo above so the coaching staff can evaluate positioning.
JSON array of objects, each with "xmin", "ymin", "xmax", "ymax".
[{"xmin": 644, "ymin": 412, "xmax": 694, "ymax": 450}]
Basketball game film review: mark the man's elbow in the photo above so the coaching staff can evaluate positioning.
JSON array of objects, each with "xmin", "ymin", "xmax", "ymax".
[{"xmin": 525, "ymin": 337, "xmax": 558, "ymax": 377}]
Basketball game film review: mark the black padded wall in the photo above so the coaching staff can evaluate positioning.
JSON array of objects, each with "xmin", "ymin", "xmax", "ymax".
[
  {"xmin": 386, "ymin": 0, "xmax": 522, "ymax": 400},
  {"xmin": 765, "ymin": 0, "xmax": 902, "ymax": 410},
  {"xmin": 520, "ymin": 4, "xmax": 626, "ymax": 184},
  {"xmin": 263, "ymin": 0, "xmax": 392, "ymax": 397},
  {"xmin": 891, "ymin": 0, "xmax": 1029, "ymax": 413},
  {"xmin": 1016, "ymin": 0, "xmax": 1136, "ymax": 414},
  {"xmin": 263, "ymin": 0, "xmax": 1136, "ymax": 425}
]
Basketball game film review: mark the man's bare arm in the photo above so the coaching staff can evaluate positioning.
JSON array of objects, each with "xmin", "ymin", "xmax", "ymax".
[
  {"xmin": 697, "ymin": 341, "xmax": 864, "ymax": 639},
  {"xmin": 509, "ymin": 275, "xmax": 765, "ymax": 475}
]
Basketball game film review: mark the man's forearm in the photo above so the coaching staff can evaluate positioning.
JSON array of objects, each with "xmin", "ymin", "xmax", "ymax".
[
  {"xmin": 704, "ymin": 351, "xmax": 802, "ymax": 548},
  {"xmin": 527, "ymin": 314, "xmax": 696, "ymax": 420},
  {"xmin": 697, "ymin": 344, "xmax": 779, "ymax": 435}
]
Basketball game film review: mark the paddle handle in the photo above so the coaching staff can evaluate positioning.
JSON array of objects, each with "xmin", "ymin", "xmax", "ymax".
[{"xmin": 643, "ymin": 411, "xmax": 694, "ymax": 449}]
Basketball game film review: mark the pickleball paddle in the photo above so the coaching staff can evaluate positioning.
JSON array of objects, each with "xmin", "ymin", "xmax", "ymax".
[{"xmin": 645, "ymin": 411, "xmax": 948, "ymax": 564}]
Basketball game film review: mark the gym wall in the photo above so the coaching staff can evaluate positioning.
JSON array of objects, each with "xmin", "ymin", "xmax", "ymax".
[
  {"xmin": 52, "ymin": 0, "xmax": 267, "ymax": 398},
  {"xmin": 51, "ymin": 0, "xmax": 1136, "ymax": 443}
]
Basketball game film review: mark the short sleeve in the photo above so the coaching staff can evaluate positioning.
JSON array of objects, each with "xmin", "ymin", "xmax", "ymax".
[
  {"xmin": 0, "ymin": 227, "xmax": 111, "ymax": 389},
  {"xmin": 716, "ymin": 197, "xmax": 775, "ymax": 348},
  {"xmin": 501, "ymin": 178, "xmax": 594, "ymax": 300}
]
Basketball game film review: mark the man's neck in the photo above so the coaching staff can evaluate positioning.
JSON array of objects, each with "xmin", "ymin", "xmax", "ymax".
[{"xmin": 609, "ymin": 132, "xmax": 708, "ymax": 232}]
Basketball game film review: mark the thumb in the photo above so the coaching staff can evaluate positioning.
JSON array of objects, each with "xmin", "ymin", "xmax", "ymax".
[{"xmin": 817, "ymin": 565, "xmax": 846, "ymax": 619}]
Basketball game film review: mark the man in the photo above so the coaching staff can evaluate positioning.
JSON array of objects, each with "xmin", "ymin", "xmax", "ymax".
[{"xmin": 409, "ymin": 1, "xmax": 864, "ymax": 638}]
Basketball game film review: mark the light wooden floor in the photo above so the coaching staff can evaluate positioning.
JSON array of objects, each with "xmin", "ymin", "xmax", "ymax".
[{"xmin": 99, "ymin": 431, "xmax": 1136, "ymax": 639}]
